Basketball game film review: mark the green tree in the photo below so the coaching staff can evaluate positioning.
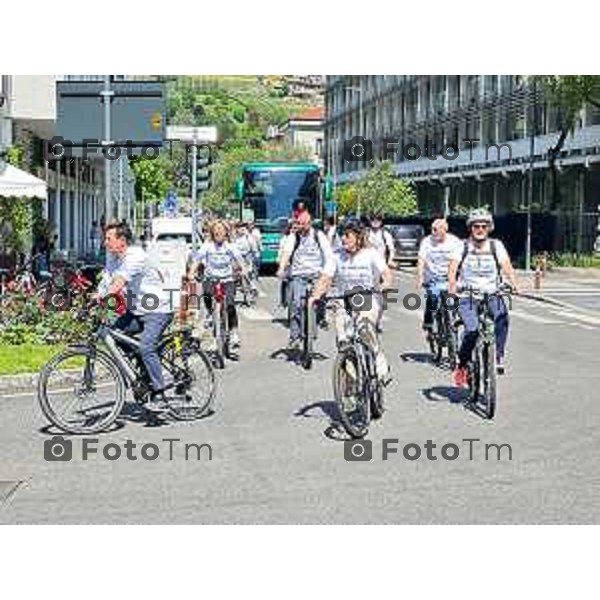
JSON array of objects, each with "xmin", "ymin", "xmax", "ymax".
[
  {"xmin": 533, "ymin": 76, "xmax": 600, "ymax": 208},
  {"xmin": 337, "ymin": 161, "xmax": 418, "ymax": 217},
  {"xmin": 129, "ymin": 155, "xmax": 173, "ymax": 211}
]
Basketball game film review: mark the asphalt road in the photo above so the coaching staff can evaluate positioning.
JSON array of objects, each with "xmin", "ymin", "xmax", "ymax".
[{"xmin": 2, "ymin": 271, "xmax": 600, "ymax": 524}]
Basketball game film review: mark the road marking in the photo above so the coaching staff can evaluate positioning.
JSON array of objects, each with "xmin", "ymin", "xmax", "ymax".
[
  {"xmin": 509, "ymin": 309, "xmax": 564, "ymax": 325},
  {"xmin": 548, "ymin": 309, "xmax": 600, "ymax": 326},
  {"xmin": 239, "ymin": 307, "xmax": 275, "ymax": 321}
]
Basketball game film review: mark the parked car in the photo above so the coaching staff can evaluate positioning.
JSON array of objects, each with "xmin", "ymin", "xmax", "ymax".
[{"xmin": 388, "ymin": 224, "xmax": 425, "ymax": 266}]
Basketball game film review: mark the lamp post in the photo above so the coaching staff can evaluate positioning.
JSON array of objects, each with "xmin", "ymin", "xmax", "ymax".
[
  {"xmin": 526, "ymin": 81, "xmax": 536, "ymax": 272},
  {"xmin": 344, "ymin": 79, "xmax": 365, "ymax": 217}
]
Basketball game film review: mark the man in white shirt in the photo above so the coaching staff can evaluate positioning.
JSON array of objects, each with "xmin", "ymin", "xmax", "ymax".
[
  {"xmin": 447, "ymin": 208, "xmax": 519, "ymax": 386},
  {"xmin": 416, "ymin": 218, "xmax": 462, "ymax": 332},
  {"xmin": 368, "ymin": 215, "xmax": 395, "ymax": 267},
  {"xmin": 277, "ymin": 210, "xmax": 335, "ymax": 349},
  {"xmin": 98, "ymin": 222, "xmax": 173, "ymax": 412}
]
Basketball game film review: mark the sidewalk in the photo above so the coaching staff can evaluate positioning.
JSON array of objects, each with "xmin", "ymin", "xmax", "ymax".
[{"xmin": 518, "ymin": 267, "xmax": 600, "ymax": 314}]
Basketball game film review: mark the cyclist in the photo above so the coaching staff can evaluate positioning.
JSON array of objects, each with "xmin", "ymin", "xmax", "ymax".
[
  {"xmin": 233, "ymin": 222, "xmax": 258, "ymax": 294},
  {"xmin": 187, "ymin": 219, "xmax": 246, "ymax": 350},
  {"xmin": 248, "ymin": 220, "xmax": 262, "ymax": 276},
  {"xmin": 448, "ymin": 208, "xmax": 519, "ymax": 386},
  {"xmin": 324, "ymin": 216, "xmax": 342, "ymax": 250},
  {"xmin": 277, "ymin": 219, "xmax": 295, "ymax": 308},
  {"xmin": 309, "ymin": 217, "xmax": 394, "ymax": 385},
  {"xmin": 368, "ymin": 214, "xmax": 395, "ymax": 267},
  {"xmin": 277, "ymin": 210, "xmax": 334, "ymax": 349},
  {"xmin": 98, "ymin": 221, "xmax": 174, "ymax": 412},
  {"xmin": 416, "ymin": 218, "xmax": 462, "ymax": 335}
]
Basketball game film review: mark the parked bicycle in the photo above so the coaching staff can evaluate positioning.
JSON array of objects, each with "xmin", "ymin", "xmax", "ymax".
[
  {"xmin": 327, "ymin": 291, "xmax": 384, "ymax": 439},
  {"xmin": 38, "ymin": 303, "xmax": 216, "ymax": 434}
]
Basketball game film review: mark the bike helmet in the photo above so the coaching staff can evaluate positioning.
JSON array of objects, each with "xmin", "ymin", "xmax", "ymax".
[
  {"xmin": 466, "ymin": 208, "xmax": 494, "ymax": 231},
  {"xmin": 341, "ymin": 217, "xmax": 365, "ymax": 235}
]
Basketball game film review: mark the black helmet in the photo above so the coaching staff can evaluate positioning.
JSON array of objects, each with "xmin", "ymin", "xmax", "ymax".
[{"xmin": 341, "ymin": 217, "xmax": 365, "ymax": 235}]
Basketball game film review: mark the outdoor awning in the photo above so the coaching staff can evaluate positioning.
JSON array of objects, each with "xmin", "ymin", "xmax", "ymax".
[{"xmin": 0, "ymin": 162, "xmax": 47, "ymax": 199}]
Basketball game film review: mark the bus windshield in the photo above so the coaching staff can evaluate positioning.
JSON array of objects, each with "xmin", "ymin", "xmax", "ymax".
[{"xmin": 242, "ymin": 169, "xmax": 319, "ymax": 221}]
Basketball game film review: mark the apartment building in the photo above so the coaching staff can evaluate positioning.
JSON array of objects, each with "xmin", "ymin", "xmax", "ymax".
[{"xmin": 325, "ymin": 76, "xmax": 600, "ymax": 251}]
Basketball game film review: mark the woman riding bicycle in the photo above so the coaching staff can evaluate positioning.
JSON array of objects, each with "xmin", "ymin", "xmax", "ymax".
[
  {"xmin": 308, "ymin": 217, "xmax": 394, "ymax": 385},
  {"xmin": 188, "ymin": 219, "xmax": 246, "ymax": 349}
]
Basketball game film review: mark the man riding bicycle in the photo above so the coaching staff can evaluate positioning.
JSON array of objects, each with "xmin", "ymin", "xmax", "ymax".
[
  {"xmin": 277, "ymin": 210, "xmax": 335, "ymax": 350},
  {"xmin": 448, "ymin": 208, "xmax": 519, "ymax": 386},
  {"xmin": 309, "ymin": 217, "xmax": 394, "ymax": 385},
  {"xmin": 233, "ymin": 222, "xmax": 259, "ymax": 294},
  {"xmin": 368, "ymin": 214, "xmax": 395, "ymax": 267},
  {"xmin": 188, "ymin": 219, "xmax": 246, "ymax": 350},
  {"xmin": 98, "ymin": 221, "xmax": 174, "ymax": 412},
  {"xmin": 416, "ymin": 218, "xmax": 462, "ymax": 335}
]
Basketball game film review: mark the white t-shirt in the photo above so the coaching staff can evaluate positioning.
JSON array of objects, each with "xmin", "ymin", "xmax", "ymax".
[
  {"xmin": 101, "ymin": 245, "xmax": 171, "ymax": 315},
  {"xmin": 283, "ymin": 229, "xmax": 335, "ymax": 278},
  {"xmin": 233, "ymin": 233, "xmax": 253, "ymax": 258},
  {"xmin": 194, "ymin": 241, "xmax": 242, "ymax": 281},
  {"xmin": 368, "ymin": 228, "xmax": 394, "ymax": 260},
  {"xmin": 450, "ymin": 238, "xmax": 509, "ymax": 294},
  {"xmin": 418, "ymin": 233, "xmax": 462, "ymax": 285},
  {"xmin": 324, "ymin": 246, "xmax": 387, "ymax": 294}
]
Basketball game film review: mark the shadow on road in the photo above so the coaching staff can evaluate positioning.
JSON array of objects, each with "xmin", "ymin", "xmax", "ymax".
[
  {"xmin": 421, "ymin": 385, "xmax": 468, "ymax": 405},
  {"xmin": 294, "ymin": 399, "xmax": 350, "ymax": 442},
  {"xmin": 400, "ymin": 352, "xmax": 435, "ymax": 365}
]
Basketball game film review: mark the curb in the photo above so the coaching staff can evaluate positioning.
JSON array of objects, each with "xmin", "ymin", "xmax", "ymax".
[
  {"xmin": 0, "ymin": 372, "xmax": 38, "ymax": 395},
  {"xmin": 519, "ymin": 291, "xmax": 600, "ymax": 317}
]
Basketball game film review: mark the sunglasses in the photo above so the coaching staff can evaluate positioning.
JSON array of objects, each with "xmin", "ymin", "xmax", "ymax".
[{"xmin": 471, "ymin": 223, "xmax": 489, "ymax": 230}]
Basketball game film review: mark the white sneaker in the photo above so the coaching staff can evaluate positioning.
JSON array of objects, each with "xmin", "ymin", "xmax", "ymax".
[{"xmin": 230, "ymin": 330, "xmax": 241, "ymax": 349}]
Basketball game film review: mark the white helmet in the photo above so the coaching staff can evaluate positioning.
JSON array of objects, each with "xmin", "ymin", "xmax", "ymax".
[{"xmin": 466, "ymin": 208, "xmax": 494, "ymax": 231}]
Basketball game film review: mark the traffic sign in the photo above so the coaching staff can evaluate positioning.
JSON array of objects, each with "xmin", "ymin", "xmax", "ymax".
[
  {"xmin": 166, "ymin": 126, "xmax": 218, "ymax": 143},
  {"xmin": 56, "ymin": 80, "xmax": 166, "ymax": 157}
]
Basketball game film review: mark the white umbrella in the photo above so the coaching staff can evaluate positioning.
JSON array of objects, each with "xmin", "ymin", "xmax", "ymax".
[{"xmin": 0, "ymin": 162, "xmax": 47, "ymax": 199}]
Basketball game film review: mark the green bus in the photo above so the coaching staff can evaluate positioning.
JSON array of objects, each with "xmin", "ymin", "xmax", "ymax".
[{"xmin": 235, "ymin": 162, "xmax": 333, "ymax": 266}]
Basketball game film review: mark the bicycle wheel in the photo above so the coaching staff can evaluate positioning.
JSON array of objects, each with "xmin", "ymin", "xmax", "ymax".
[
  {"xmin": 161, "ymin": 336, "xmax": 216, "ymax": 420},
  {"xmin": 481, "ymin": 340, "xmax": 497, "ymax": 419},
  {"xmin": 301, "ymin": 299, "xmax": 314, "ymax": 370},
  {"xmin": 212, "ymin": 305, "xmax": 225, "ymax": 369},
  {"xmin": 444, "ymin": 310, "xmax": 458, "ymax": 369},
  {"xmin": 366, "ymin": 348, "xmax": 384, "ymax": 419},
  {"xmin": 333, "ymin": 345, "xmax": 369, "ymax": 438},
  {"xmin": 429, "ymin": 311, "xmax": 443, "ymax": 363},
  {"xmin": 38, "ymin": 346, "xmax": 125, "ymax": 434}
]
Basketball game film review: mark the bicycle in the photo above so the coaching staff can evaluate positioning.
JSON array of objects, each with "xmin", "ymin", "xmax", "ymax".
[
  {"xmin": 425, "ymin": 287, "xmax": 458, "ymax": 369},
  {"xmin": 287, "ymin": 275, "xmax": 319, "ymax": 370},
  {"xmin": 459, "ymin": 285, "xmax": 512, "ymax": 420},
  {"xmin": 204, "ymin": 277, "xmax": 233, "ymax": 369},
  {"xmin": 235, "ymin": 257, "xmax": 258, "ymax": 307},
  {"xmin": 38, "ymin": 304, "xmax": 216, "ymax": 434},
  {"xmin": 327, "ymin": 291, "xmax": 384, "ymax": 439}
]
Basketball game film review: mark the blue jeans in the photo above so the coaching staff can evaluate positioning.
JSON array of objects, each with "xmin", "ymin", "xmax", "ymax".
[
  {"xmin": 114, "ymin": 311, "xmax": 173, "ymax": 392},
  {"xmin": 457, "ymin": 295, "xmax": 509, "ymax": 367},
  {"xmin": 423, "ymin": 282, "xmax": 450, "ymax": 327}
]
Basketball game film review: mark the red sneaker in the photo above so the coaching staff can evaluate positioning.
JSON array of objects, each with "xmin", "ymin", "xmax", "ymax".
[{"xmin": 453, "ymin": 366, "xmax": 469, "ymax": 388}]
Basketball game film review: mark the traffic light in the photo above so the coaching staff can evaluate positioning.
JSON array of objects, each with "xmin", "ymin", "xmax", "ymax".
[{"xmin": 196, "ymin": 144, "xmax": 212, "ymax": 192}]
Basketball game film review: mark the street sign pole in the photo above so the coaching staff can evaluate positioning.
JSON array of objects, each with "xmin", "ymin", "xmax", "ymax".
[
  {"xmin": 191, "ymin": 143, "xmax": 198, "ymax": 251},
  {"xmin": 101, "ymin": 75, "xmax": 113, "ymax": 222},
  {"xmin": 119, "ymin": 157, "xmax": 124, "ymax": 221}
]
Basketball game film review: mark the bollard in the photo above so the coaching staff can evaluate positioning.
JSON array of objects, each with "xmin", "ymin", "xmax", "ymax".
[{"xmin": 534, "ymin": 267, "xmax": 542, "ymax": 290}]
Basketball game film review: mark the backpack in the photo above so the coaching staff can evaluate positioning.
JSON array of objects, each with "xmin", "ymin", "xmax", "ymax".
[
  {"xmin": 290, "ymin": 228, "xmax": 325, "ymax": 265},
  {"xmin": 457, "ymin": 239, "xmax": 502, "ymax": 280}
]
